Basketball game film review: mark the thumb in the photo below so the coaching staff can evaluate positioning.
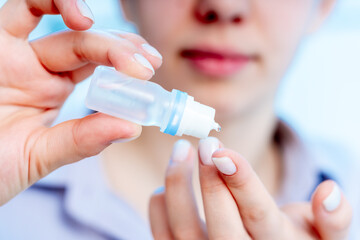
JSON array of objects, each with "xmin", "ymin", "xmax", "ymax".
[
  {"xmin": 30, "ymin": 112, "xmax": 141, "ymax": 182},
  {"xmin": 312, "ymin": 180, "xmax": 352, "ymax": 240}
]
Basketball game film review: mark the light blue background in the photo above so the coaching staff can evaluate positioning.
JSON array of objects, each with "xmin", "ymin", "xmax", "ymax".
[{"xmin": 1, "ymin": 0, "xmax": 359, "ymax": 156}]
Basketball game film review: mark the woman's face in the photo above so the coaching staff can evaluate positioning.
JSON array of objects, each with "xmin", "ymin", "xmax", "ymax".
[{"xmin": 121, "ymin": 0, "xmax": 334, "ymax": 121}]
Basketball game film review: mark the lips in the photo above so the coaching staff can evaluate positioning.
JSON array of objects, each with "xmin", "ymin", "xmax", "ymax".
[{"xmin": 180, "ymin": 49, "xmax": 253, "ymax": 78}]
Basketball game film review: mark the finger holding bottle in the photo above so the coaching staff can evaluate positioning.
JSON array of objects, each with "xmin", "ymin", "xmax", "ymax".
[{"xmin": 0, "ymin": 0, "xmax": 94, "ymax": 38}]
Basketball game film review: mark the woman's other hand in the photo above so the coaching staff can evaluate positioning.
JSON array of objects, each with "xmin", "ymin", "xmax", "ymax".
[
  {"xmin": 0, "ymin": 0, "xmax": 162, "ymax": 205},
  {"xmin": 149, "ymin": 138, "xmax": 352, "ymax": 240}
]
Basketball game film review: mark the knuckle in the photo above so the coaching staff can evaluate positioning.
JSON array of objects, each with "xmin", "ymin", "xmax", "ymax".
[
  {"xmin": 199, "ymin": 176, "xmax": 227, "ymax": 195},
  {"xmin": 225, "ymin": 175, "xmax": 247, "ymax": 189},
  {"xmin": 165, "ymin": 166, "xmax": 187, "ymax": 187},
  {"xmin": 242, "ymin": 206, "xmax": 268, "ymax": 223},
  {"xmin": 116, "ymin": 37, "xmax": 138, "ymax": 51},
  {"xmin": 71, "ymin": 119, "xmax": 88, "ymax": 159},
  {"xmin": 40, "ymin": 80, "xmax": 73, "ymax": 105},
  {"xmin": 73, "ymin": 31, "xmax": 86, "ymax": 61}
]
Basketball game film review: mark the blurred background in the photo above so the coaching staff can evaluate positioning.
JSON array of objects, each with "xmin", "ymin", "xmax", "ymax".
[{"xmin": 0, "ymin": 0, "xmax": 359, "ymax": 156}]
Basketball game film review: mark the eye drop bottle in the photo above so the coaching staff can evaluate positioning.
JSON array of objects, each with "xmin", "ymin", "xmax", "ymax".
[{"xmin": 85, "ymin": 66, "xmax": 221, "ymax": 139}]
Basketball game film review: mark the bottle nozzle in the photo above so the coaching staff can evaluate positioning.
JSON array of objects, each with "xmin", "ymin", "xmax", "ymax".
[{"xmin": 214, "ymin": 122, "xmax": 221, "ymax": 132}]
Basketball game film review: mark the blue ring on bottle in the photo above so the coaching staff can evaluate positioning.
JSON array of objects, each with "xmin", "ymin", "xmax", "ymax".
[{"xmin": 163, "ymin": 90, "xmax": 188, "ymax": 136}]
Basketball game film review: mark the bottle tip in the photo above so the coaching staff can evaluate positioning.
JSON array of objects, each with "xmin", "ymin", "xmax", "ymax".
[{"xmin": 214, "ymin": 122, "xmax": 221, "ymax": 132}]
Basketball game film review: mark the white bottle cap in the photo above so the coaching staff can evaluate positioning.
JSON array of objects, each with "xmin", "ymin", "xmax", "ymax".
[{"xmin": 176, "ymin": 96, "xmax": 221, "ymax": 139}]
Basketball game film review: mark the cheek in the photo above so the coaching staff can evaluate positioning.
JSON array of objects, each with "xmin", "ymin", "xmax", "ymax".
[
  {"xmin": 254, "ymin": 1, "xmax": 316, "ymax": 73},
  {"xmin": 136, "ymin": 0, "xmax": 194, "ymax": 48},
  {"xmin": 256, "ymin": 1, "xmax": 315, "ymax": 46}
]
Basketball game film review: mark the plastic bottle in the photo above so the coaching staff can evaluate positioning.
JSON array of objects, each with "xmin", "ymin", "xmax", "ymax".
[{"xmin": 85, "ymin": 66, "xmax": 221, "ymax": 139}]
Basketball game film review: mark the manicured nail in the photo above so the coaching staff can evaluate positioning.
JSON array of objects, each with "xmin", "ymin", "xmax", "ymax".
[
  {"xmin": 111, "ymin": 136, "xmax": 139, "ymax": 144},
  {"xmin": 154, "ymin": 186, "xmax": 165, "ymax": 195},
  {"xmin": 212, "ymin": 157, "xmax": 237, "ymax": 175},
  {"xmin": 171, "ymin": 139, "xmax": 191, "ymax": 163},
  {"xmin": 76, "ymin": 0, "xmax": 95, "ymax": 22},
  {"xmin": 323, "ymin": 184, "xmax": 341, "ymax": 212},
  {"xmin": 199, "ymin": 137, "xmax": 220, "ymax": 165},
  {"xmin": 134, "ymin": 53, "xmax": 155, "ymax": 75},
  {"xmin": 142, "ymin": 44, "xmax": 163, "ymax": 60}
]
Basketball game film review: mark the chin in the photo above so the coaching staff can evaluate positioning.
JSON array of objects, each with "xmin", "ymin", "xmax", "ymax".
[{"xmin": 194, "ymin": 95, "xmax": 243, "ymax": 122}]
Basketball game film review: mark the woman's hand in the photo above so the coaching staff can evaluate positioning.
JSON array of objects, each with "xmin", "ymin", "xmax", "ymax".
[
  {"xmin": 0, "ymin": 0, "xmax": 162, "ymax": 205},
  {"xmin": 149, "ymin": 138, "xmax": 352, "ymax": 240}
]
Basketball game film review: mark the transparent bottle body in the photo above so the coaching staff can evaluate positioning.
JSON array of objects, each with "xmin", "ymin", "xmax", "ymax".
[{"xmin": 86, "ymin": 67, "xmax": 173, "ymax": 127}]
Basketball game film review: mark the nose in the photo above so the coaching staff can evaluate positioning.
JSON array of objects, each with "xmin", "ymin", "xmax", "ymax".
[{"xmin": 194, "ymin": 0, "xmax": 249, "ymax": 24}]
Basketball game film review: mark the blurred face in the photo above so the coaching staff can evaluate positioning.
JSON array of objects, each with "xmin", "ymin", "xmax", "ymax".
[{"xmin": 121, "ymin": 0, "xmax": 334, "ymax": 121}]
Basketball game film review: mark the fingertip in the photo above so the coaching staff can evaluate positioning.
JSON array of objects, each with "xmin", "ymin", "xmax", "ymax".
[
  {"xmin": 133, "ymin": 53, "xmax": 156, "ymax": 77},
  {"xmin": 312, "ymin": 180, "xmax": 341, "ymax": 213},
  {"xmin": 111, "ymin": 118, "xmax": 143, "ymax": 141},
  {"xmin": 212, "ymin": 156, "xmax": 237, "ymax": 176},
  {"xmin": 210, "ymin": 148, "xmax": 253, "ymax": 182},
  {"xmin": 141, "ymin": 43, "xmax": 163, "ymax": 69},
  {"xmin": 211, "ymin": 147, "xmax": 226, "ymax": 158},
  {"xmin": 110, "ymin": 51, "xmax": 155, "ymax": 81},
  {"xmin": 171, "ymin": 139, "xmax": 193, "ymax": 163},
  {"xmin": 198, "ymin": 137, "xmax": 221, "ymax": 166},
  {"xmin": 312, "ymin": 181, "xmax": 352, "ymax": 237},
  {"xmin": 211, "ymin": 148, "xmax": 246, "ymax": 168},
  {"xmin": 64, "ymin": 17, "xmax": 93, "ymax": 31},
  {"xmin": 82, "ymin": 112, "xmax": 142, "ymax": 144},
  {"xmin": 110, "ymin": 31, "xmax": 163, "ymax": 69},
  {"xmin": 56, "ymin": 0, "xmax": 94, "ymax": 31}
]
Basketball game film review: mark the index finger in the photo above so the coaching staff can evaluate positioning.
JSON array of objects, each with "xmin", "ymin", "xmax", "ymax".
[
  {"xmin": 198, "ymin": 138, "xmax": 250, "ymax": 240},
  {"xmin": 0, "ymin": 0, "xmax": 93, "ymax": 38},
  {"xmin": 211, "ymin": 147, "xmax": 285, "ymax": 239}
]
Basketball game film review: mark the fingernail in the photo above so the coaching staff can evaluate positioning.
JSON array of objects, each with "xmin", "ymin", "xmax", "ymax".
[
  {"xmin": 142, "ymin": 44, "xmax": 163, "ymax": 60},
  {"xmin": 76, "ymin": 0, "xmax": 95, "ymax": 23},
  {"xmin": 154, "ymin": 186, "xmax": 165, "ymax": 195},
  {"xmin": 111, "ymin": 136, "xmax": 139, "ymax": 144},
  {"xmin": 134, "ymin": 53, "xmax": 155, "ymax": 75},
  {"xmin": 171, "ymin": 139, "xmax": 191, "ymax": 163},
  {"xmin": 323, "ymin": 184, "xmax": 341, "ymax": 212},
  {"xmin": 199, "ymin": 137, "xmax": 220, "ymax": 165},
  {"xmin": 212, "ymin": 157, "xmax": 237, "ymax": 175}
]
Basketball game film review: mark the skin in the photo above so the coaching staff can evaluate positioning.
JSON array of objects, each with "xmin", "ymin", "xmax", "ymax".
[
  {"xmin": 149, "ymin": 138, "xmax": 352, "ymax": 239},
  {"xmin": 0, "ymin": 0, "xmax": 162, "ymax": 205},
  {"xmin": 0, "ymin": 0, "xmax": 353, "ymax": 238},
  {"xmin": 110, "ymin": 0, "xmax": 353, "ymax": 239}
]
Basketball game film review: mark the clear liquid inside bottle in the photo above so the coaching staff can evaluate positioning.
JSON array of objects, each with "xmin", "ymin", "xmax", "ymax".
[{"xmin": 86, "ymin": 67, "xmax": 173, "ymax": 127}]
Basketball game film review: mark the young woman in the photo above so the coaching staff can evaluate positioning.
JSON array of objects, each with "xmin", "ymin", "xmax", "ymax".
[{"xmin": 0, "ymin": 0, "xmax": 357, "ymax": 239}]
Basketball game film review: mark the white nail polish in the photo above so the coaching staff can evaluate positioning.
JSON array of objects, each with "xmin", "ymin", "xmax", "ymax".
[
  {"xmin": 76, "ymin": 0, "xmax": 95, "ymax": 22},
  {"xmin": 171, "ymin": 139, "xmax": 191, "ymax": 162},
  {"xmin": 199, "ymin": 137, "xmax": 220, "ymax": 165},
  {"xmin": 142, "ymin": 44, "xmax": 163, "ymax": 60},
  {"xmin": 212, "ymin": 157, "xmax": 237, "ymax": 175},
  {"xmin": 134, "ymin": 53, "xmax": 155, "ymax": 75},
  {"xmin": 323, "ymin": 184, "xmax": 341, "ymax": 212}
]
